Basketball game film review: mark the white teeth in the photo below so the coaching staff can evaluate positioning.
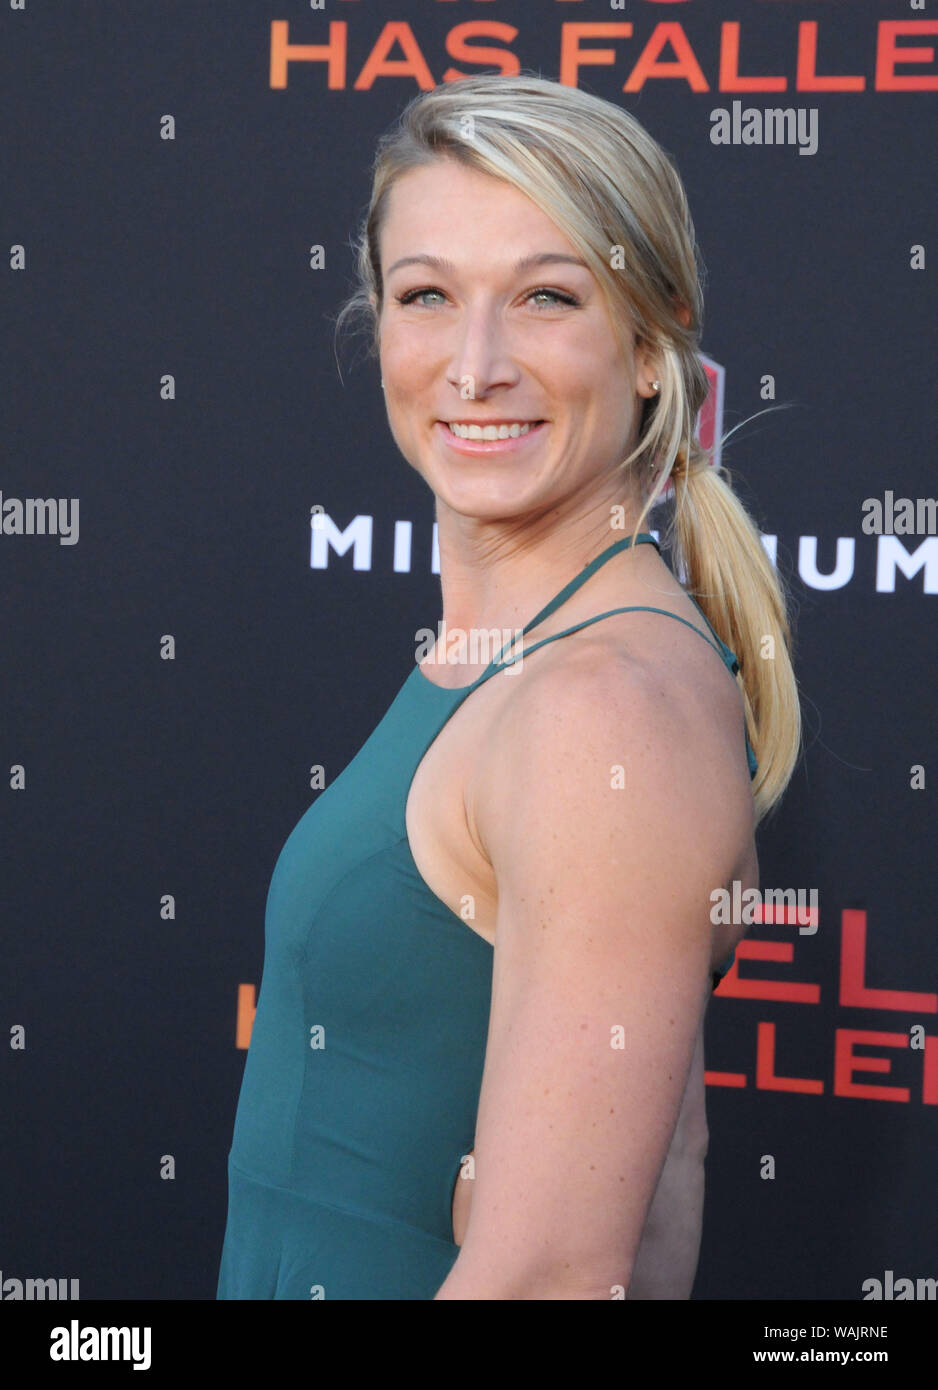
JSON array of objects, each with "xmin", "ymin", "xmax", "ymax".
[{"xmin": 447, "ymin": 421, "xmax": 537, "ymax": 440}]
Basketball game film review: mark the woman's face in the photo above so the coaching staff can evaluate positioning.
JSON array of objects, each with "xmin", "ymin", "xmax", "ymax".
[{"xmin": 375, "ymin": 156, "xmax": 656, "ymax": 523}]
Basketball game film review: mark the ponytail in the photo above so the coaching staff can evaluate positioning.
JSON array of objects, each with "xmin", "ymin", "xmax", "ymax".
[
  {"xmin": 330, "ymin": 69, "xmax": 802, "ymax": 820},
  {"xmin": 632, "ymin": 437, "xmax": 802, "ymax": 824}
]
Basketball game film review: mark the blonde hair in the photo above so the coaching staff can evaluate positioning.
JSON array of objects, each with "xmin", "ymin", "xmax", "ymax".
[{"xmin": 335, "ymin": 72, "xmax": 801, "ymax": 822}]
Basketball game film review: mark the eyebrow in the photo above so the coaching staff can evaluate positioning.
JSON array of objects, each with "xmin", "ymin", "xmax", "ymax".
[{"xmin": 385, "ymin": 252, "xmax": 590, "ymax": 277}]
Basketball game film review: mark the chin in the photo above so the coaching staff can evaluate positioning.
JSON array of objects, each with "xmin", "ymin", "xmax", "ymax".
[{"xmin": 433, "ymin": 479, "xmax": 541, "ymax": 524}]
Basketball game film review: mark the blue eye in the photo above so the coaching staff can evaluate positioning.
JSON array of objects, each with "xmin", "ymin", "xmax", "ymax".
[
  {"xmin": 396, "ymin": 288, "xmax": 446, "ymax": 307},
  {"xmin": 527, "ymin": 288, "xmax": 579, "ymax": 308},
  {"xmin": 395, "ymin": 286, "xmax": 580, "ymax": 309}
]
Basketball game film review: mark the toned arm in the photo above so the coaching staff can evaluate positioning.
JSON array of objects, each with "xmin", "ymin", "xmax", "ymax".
[
  {"xmin": 625, "ymin": 1010, "xmax": 709, "ymax": 1298},
  {"xmin": 433, "ymin": 653, "xmax": 745, "ymax": 1300}
]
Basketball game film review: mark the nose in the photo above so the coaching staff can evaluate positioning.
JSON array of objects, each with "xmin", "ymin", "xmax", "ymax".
[{"xmin": 446, "ymin": 298, "xmax": 521, "ymax": 401}]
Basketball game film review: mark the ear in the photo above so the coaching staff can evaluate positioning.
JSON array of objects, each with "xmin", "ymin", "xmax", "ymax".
[
  {"xmin": 634, "ymin": 335, "xmax": 661, "ymax": 397},
  {"xmin": 368, "ymin": 291, "xmax": 378, "ymax": 311}
]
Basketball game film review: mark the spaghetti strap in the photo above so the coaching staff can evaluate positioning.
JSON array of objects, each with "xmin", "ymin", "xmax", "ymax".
[
  {"xmin": 470, "ymin": 532, "xmax": 658, "ymax": 674},
  {"xmin": 492, "ymin": 601, "xmax": 759, "ymax": 781},
  {"xmin": 497, "ymin": 605, "xmax": 728, "ymax": 669},
  {"xmin": 684, "ymin": 593, "xmax": 742, "ymax": 674},
  {"xmin": 520, "ymin": 533, "xmax": 661, "ymax": 636},
  {"xmin": 478, "ymin": 533, "xmax": 728, "ymax": 673},
  {"xmin": 218, "ymin": 539, "xmax": 756, "ymax": 1304},
  {"xmin": 451, "ymin": 531, "xmax": 758, "ymax": 780}
]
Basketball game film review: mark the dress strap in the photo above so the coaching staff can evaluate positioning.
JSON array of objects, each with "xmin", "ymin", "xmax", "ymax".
[
  {"xmin": 498, "ymin": 605, "xmax": 728, "ymax": 669},
  {"xmin": 491, "ymin": 605, "xmax": 758, "ymax": 782},
  {"xmin": 520, "ymin": 533, "xmax": 660, "ymax": 637},
  {"xmin": 490, "ymin": 603, "xmax": 758, "ymax": 782},
  {"xmin": 450, "ymin": 531, "xmax": 759, "ymax": 780},
  {"xmin": 683, "ymin": 593, "xmax": 741, "ymax": 674}
]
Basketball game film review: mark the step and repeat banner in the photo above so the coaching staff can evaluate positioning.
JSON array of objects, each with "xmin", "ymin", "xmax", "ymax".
[{"xmin": 3, "ymin": 1, "xmax": 935, "ymax": 1302}]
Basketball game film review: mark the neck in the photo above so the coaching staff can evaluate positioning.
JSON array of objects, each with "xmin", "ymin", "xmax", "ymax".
[{"xmin": 429, "ymin": 491, "xmax": 653, "ymax": 644}]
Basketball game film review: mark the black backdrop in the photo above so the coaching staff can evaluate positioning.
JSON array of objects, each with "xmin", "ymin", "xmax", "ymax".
[{"xmin": 2, "ymin": 0, "xmax": 935, "ymax": 1302}]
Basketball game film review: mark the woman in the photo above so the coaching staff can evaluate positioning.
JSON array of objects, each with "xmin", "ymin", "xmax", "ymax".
[{"xmin": 216, "ymin": 73, "xmax": 800, "ymax": 1301}]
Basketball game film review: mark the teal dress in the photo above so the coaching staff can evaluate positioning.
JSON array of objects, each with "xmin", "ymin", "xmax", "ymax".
[{"xmin": 216, "ymin": 533, "xmax": 758, "ymax": 1300}]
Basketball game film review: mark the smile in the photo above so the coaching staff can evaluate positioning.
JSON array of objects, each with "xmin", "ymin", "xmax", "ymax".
[
  {"xmin": 448, "ymin": 420, "xmax": 541, "ymax": 440},
  {"xmin": 435, "ymin": 419, "xmax": 549, "ymax": 455}
]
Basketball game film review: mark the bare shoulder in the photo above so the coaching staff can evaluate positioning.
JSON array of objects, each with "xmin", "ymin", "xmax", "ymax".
[
  {"xmin": 446, "ymin": 639, "xmax": 751, "ymax": 1291},
  {"xmin": 470, "ymin": 633, "xmax": 753, "ymax": 884}
]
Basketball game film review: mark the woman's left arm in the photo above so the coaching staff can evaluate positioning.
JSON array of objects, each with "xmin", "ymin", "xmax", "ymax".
[{"xmin": 434, "ymin": 656, "xmax": 743, "ymax": 1300}]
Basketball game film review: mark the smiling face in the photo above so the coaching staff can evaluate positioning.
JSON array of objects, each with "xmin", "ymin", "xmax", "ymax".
[{"xmin": 375, "ymin": 157, "xmax": 657, "ymax": 524}]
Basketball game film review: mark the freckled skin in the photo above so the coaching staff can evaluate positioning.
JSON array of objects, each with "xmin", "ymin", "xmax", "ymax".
[{"xmin": 378, "ymin": 157, "xmax": 754, "ymax": 1299}]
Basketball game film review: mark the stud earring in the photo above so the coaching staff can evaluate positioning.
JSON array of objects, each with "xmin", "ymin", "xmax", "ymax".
[{"xmin": 651, "ymin": 380, "xmax": 661, "ymax": 393}]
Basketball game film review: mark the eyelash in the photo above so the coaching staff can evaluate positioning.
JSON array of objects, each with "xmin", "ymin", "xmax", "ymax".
[{"xmin": 395, "ymin": 286, "xmax": 580, "ymax": 310}]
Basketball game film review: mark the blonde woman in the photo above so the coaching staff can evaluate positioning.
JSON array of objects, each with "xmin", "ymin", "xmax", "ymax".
[{"xmin": 217, "ymin": 73, "xmax": 800, "ymax": 1301}]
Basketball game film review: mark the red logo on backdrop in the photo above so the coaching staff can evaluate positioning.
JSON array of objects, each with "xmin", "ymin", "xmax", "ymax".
[
  {"xmin": 656, "ymin": 351, "xmax": 724, "ymax": 500},
  {"xmin": 709, "ymin": 908, "xmax": 938, "ymax": 1107},
  {"xmin": 698, "ymin": 352, "xmax": 725, "ymax": 470}
]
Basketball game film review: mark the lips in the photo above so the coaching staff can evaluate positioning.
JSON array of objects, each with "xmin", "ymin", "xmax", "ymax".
[{"xmin": 434, "ymin": 419, "xmax": 550, "ymax": 455}]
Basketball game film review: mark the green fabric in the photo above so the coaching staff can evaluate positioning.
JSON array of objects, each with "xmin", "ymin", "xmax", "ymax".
[{"xmin": 216, "ymin": 533, "xmax": 755, "ymax": 1299}]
